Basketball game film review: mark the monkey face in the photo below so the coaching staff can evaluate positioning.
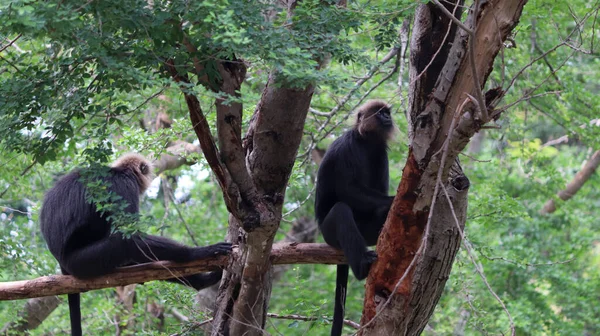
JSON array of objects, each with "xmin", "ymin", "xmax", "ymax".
[
  {"xmin": 375, "ymin": 106, "xmax": 393, "ymax": 128},
  {"xmin": 356, "ymin": 100, "xmax": 395, "ymax": 139}
]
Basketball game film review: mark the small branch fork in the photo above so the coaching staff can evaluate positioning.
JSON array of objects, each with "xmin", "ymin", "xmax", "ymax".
[{"xmin": 0, "ymin": 243, "xmax": 344, "ymax": 301}]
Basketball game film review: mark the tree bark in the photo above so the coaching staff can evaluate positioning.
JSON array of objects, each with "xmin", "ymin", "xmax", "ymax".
[
  {"xmin": 360, "ymin": 1, "xmax": 527, "ymax": 335},
  {"xmin": 194, "ymin": 216, "xmax": 318, "ymax": 333}
]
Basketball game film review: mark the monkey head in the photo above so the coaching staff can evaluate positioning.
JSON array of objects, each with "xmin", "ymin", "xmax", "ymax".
[
  {"xmin": 111, "ymin": 153, "xmax": 154, "ymax": 193},
  {"xmin": 354, "ymin": 100, "xmax": 397, "ymax": 142}
]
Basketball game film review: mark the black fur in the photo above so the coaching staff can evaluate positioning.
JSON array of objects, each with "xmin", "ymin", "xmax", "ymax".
[
  {"xmin": 315, "ymin": 101, "xmax": 394, "ymax": 336},
  {"xmin": 40, "ymin": 162, "xmax": 231, "ymax": 336}
]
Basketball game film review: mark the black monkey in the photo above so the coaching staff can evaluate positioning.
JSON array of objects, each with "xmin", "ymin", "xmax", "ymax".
[
  {"xmin": 315, "ymin": 100, "xmax": 396, "ymax": 336},
  {"xmin": 40, "ymin": 153, "xmax": 231, "ymax": 336}
]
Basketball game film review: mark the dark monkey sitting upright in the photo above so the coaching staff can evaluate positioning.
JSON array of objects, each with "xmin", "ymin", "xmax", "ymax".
[
  {"xmin": 40, "ymin": 153, "xmax": 231, "ymax": 336},
  {"xmin": 315, "ymin": 100, "xmax": 396, "ymax": 336}
]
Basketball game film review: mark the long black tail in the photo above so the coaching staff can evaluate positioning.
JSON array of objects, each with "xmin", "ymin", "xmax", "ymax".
[
  {"xmin": 68, "ymin": 293, "xmax": 82, "ymax": 336},
  {"xmin": 332, "ymin": 264, "xmax": 349, "ymax": 336}
]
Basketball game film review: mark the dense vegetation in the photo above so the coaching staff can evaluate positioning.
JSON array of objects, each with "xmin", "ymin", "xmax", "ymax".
[{"xmin": 1, "ymin": 0, "xmax": 599, "ymax": 335}]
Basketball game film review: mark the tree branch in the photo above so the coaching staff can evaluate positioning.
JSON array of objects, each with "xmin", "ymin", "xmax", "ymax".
[
  {"xmin": 0, "ymin": 243, "xmax": 344, "ymax": 301},
  {"xmin": 541, "ymin": 149, "xmax": 600, "ymax": 214},
  {"xmin": 267, "ymin": 313, "xmax": 359, "ymax": 330},
  {"xmin": 164, "ymin": 59, "xmax": 240, "ymax": 218},
  {"xmin": 153, "ymin": 141, "xmax": 202, "ymax": 175}
]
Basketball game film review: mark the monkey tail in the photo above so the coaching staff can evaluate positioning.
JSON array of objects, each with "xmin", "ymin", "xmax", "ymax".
[
  {"xmin": 68, "ymin": 293, "xmax": 82, "ymax": 336},
  {"xmin": 331, "ymin": 264, "xmax": 349, "ymax": 336}
]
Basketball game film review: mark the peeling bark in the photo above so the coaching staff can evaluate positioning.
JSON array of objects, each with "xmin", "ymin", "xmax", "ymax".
[{"xmin": 360, "ymin": 1, "xmax": 527, "ymax": 334}]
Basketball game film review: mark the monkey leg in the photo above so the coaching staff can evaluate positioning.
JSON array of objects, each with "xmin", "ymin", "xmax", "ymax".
[
  {"xmin": 62, "ymin": 234, "xmax": 230, "ymax": 278},
  {"xmin": 127, "ymin": 235, "xmax": 232, "ymax": 262},
  {"xmin": 320, "ymin": 202, "xmax": 375, "ymax": 280}
]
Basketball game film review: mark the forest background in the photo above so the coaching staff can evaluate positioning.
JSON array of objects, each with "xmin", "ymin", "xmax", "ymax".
[{"xmin": 0, "ymin": 0, "xmax": 599, "ymax": 335}]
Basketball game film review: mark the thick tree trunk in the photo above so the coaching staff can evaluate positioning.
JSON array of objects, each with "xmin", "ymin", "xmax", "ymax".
[
  {"xmin": 360, "ymin": 1, "xmax": 527, "ymax": 335},
  {"xmin": 211, "ymin": 72, "xmax": 315, "ymax": 336}
]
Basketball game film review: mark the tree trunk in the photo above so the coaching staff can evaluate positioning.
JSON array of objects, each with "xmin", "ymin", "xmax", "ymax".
[
  {"xmin": 360, "ymin": 0, "xmax": 527, "ymax": 334},
  {"xmin": 0, "ymin": 296, "xmax": 61, "ymax": 333},
  {"xmin": 211, "ymin": 72, "xmax": 315, "ymax": 335}
]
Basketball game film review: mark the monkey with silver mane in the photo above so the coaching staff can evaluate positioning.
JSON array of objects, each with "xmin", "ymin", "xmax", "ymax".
[{"xmin": 40, "ymin": 153, "xmax": 231, "ymax": 336}]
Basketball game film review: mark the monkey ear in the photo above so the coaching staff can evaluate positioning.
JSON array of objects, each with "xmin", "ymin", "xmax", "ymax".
[{"xmin": 357, "ymin": 112, "xmax": 363, "ymax": 121}]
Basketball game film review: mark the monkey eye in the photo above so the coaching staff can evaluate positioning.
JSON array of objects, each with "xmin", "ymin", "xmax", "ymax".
[{"xmin": 140, "ymin": 163, "xmax": 149, "ymax": 175}]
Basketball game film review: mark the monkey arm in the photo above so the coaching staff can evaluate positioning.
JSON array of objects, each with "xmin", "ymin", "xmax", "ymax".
[{"xmin": 336, "ymin": 180, "xmax": 393, "ymax": 213}]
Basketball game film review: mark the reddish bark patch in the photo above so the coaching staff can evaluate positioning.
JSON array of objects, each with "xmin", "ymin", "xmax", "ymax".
[{"xmin": 362, "ymin": 149, "xmax": 429, "ymax": 319}]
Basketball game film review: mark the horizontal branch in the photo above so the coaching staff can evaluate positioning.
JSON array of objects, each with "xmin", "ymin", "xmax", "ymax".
[{"xmin": 0, "ymin": 243, "xmax": 344, "ymax": 301}]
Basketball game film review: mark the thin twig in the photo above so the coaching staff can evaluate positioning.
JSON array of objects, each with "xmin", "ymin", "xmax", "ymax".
[
  {"xmin": 431, "ymin": 0, "xmax": 473, "ymax": 33},
  {"xmin": 0, "ymin": 34, "xmax": 22, "ymax": 53},
  {"xmin": 480, "ymin": 253, "xmax": 575, "ymax": 267},
  {"xmin": 504, "ymin": 8, "xmax": 596, "ymax": 95},
  {"xmin": 162, "ymin": 177, "xmax": 200, "ymax": 246},
  {"xmin": 266, "ymin": 313, "xmax": 360, "ymax": 329}
]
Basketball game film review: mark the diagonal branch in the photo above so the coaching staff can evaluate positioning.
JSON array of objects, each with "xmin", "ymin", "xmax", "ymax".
[
  {"xmin": 180, "ymin": 31, "xmax": 260, "ymax": 225},
  {"xmin": 163, "ymin": 59, "xmax": 240, "ymax": 217},
  {"xmin": 541, "ymin": 149, "xmax": 600, "ymax": 214},
  {"xmin": 213, "ymin": 60, "xmax": 262, "ymax": 216}
]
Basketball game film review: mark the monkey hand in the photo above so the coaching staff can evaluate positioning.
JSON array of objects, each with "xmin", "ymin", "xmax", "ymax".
[
  {"xmin": 191, "ymin": 242, "xmax": 232, "ymax": 259},
  {"xmin": 356, "ymin": 250, "xmax": 377, "ymax": 280},
  {"xmin": 211, "ymin": 242, "xmax": 233, "ymax": 255}
]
